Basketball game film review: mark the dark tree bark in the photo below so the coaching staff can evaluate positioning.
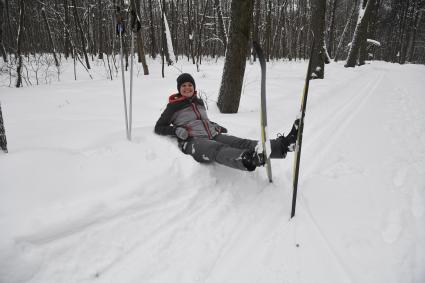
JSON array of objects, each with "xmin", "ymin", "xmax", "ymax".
[
  {"xmin": 406, "ymin": 7, "xmax": 422, "ymax": 62},
  {"xmin": 398, "ymin": 0, "xmax": 410, "ymax": 64},
  {"xmin": 187, "ymin": 0, "xmax": 195, "ymax": 64},
  {"xmin": 328, "ymin": 0, "xmax": 338, "ymax": 58},
  {"xmin": 266, "ymin": 0, "xmax": 272, "ymax": 61},
  {"xmin": 160, "ymin": 0, "xmax": 173, "ymax": 66},
  {"xmin": 97, "ymin": 0, "xmax": 104, "ymax": 59},
  {"xmin": 196, "ymin": 0, "xmax": 210, "ymax": 70},
  {"xmin": 147, "ymin": 0, "xmax": 157, "ymax": 58},
  {"xmin": 161, "ymin": 0, "xmax": 165, "ymax": 77},
  {"xmin": 0, "ymin": 0, "xmax": 7, "ymax": 62},
  {"xmin": 72, "ymin": 0, "xmax": 91, "ymax": 69},
  {"xmin": 15, "ymin": 0, "xmax": 24, "ymax": 88},
  {"xmin": 345, "ymin": 0, "xmax": 376, "ymax": 67},
  {"xmin": 334, "ymin": 0, "xmax": 358, "ymax": 61},
  {"xmin": 0, "ymin": 102, "xmax": 7, "ymax": 153},
  {"xmin": 217, "ymin": 0, "xmax": 253, "ymax": 113},
  {"xmin": 214, "ymin": 0, "xmax": 227, "ymax": 52},
  {"xmin": 310, "ymin": 0, "xmax": 326, "ymax": 79},
  {"xmin": 252, "ymin": 0, "xmax": 260, "ymax": 61},
  {"xmin": 4, "ymin": 0, "xmax": 12, "ymax": 52},
  {"xmin": 41, "ymin": 6, "xmax": 60, "ymax": 67},
  {"xmin": 63, "ymin": 0, "xmax": 72, "ymax": 59},
  {"xmin": 131, "ymin": 0, "xmax": 149, "ymax": 75}
]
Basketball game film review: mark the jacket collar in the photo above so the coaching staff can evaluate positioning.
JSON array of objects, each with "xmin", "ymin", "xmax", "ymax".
[{"xmin": 168, "ymin": 91, "xmax": 198, "ymax": 103}]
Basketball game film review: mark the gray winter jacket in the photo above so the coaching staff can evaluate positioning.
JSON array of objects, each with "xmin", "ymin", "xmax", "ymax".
[{"xmin": 154, "ymin": 93, "xmax": 227, "ymax": 139}]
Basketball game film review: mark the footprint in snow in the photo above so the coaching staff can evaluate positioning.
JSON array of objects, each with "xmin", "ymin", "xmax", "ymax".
[
  {"xmin": 392, "ymin": 166, "xmax": 408, "ymax": 188},
  {"xmin": 411, "ymin": 186, "xmax": 425, "ymax": 218},
  {"xmin": 381, "ymin": 210, "xmax": 404, "ymax": 244},
  {"xmin": 322, "ymin": 157, "xmax": 363, "ymax": 178}
]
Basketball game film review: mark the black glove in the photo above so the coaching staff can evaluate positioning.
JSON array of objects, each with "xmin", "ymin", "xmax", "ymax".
[
  {"xmin": 212, "ymin": 122, "xmax": 227, "ymax": 134},
  {"xmin": 175, "ymin": 127, "xmax": 189, "ymax": 140}
]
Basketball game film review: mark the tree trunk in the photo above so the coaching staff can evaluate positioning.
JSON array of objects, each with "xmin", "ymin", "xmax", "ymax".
[
  {"xmin": 0, "ymin": 102, "xmax": 7, "ymax": 153},
  {"xmin": 147, "ymin": 0, "xmax": 157, "ymax": 58},
  {"xmin": 328, "ymin": 0, "xmax": 338, "ymax": 58},
  {"xmin": 214, "ymin": 0, "xmax": 227, "ymax": 53},
  {"xmin": 196, "ymin": 0, "xmax": 210, "ymax": 70},
  {"xmin": 252, "ymin": 0, "xmax": 260, "ymax": 61},
  {"xmin": 4, "ymin": 0, "xmax": 13, "ymax": 53},
  {"xmin": 187, "ymin": 0, "xmax": 195, "ymax": 64},
  {"xmin": 41, "ymin": 6, "xmax": 60, "ymax": 67},
  {"xmin": 72, "ymin": 0, "xmax": 91, "ymax": 69},
  {"xmin": 15, "ymin": 0, "xmax": 24, "ymax": 88},
  {"xmin": 217, "ymin": 0, "xmax": 253, "ymax": 113},
  {"xmin": 0, "ymin": 0, "xmax": 7, "ymax": 62},
  {"xmin": 398, "ymin": 0, "xmax": 411, "ymax": 64},
  {"xmin": 97, "ymin": 0, "xmax": 104, "ymax": 59},
  {"xmin": 161, "ymin": 0, "xmax": 173, "ymax": 65},
  {"xmin": 310, "ymin": 0, "xmax": 326, "ymax": 79},
  {"xmin": 345, "ymin": 0, "xmax": 375, "ymax": 67},
  {"xmin": 161, "ymin": 0, "xmax": 165, "ymax": 77},
  {"xmin": 63, "ymin": 0, "xmax": 71, "ymax": 59},
  {"xmin": 334, "ymin": 0, "xmax": 357, "ymax": 61},
  {"xmin": 266, "ymin": 0, "xmax": 272, "ymax": 61},
  {"xmin": 406, "ymin": 8, "xmax": 422, "ymax": 62}
]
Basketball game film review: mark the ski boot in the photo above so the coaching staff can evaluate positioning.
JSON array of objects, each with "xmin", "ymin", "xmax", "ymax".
[
  {"xmin": 242, "ymin": 150, "xmax": 265, "ymax": 171},
  {"xmin": 277, "ymin": 118, "xmax": 300, "ymax": 154}
]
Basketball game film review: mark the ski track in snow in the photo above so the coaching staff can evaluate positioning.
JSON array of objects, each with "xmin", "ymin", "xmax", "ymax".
[
  {"xmin": 302, "ymin": 69, "xmax": 385, "ymax": 177},
  {"xmin": 1, "ymin": 61, "xmax": 425, "ymax": 283}
]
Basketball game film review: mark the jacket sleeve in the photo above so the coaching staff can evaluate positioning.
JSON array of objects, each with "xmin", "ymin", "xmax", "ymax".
[{"xmin": 154, "ymin": 104, "xmax": 176, "ymax": 136}]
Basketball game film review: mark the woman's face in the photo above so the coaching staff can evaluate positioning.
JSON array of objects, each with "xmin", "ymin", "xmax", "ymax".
[{"xmin": 180, "ymin": 82, "xmax": 195, "ymax": 98}]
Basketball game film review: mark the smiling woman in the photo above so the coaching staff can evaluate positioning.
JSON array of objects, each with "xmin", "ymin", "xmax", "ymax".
[{"xmin": 154, "ymin": 73, "xmax": 299, "ymax": 172}]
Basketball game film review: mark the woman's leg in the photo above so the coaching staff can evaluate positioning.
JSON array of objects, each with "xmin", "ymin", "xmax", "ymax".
[
  {"xmin": 215, "ymin": 133, "xmax": 288, "ymax": 159},
  {"xmin": 182, "ymin": 137, "xmax": 249, "ymax": 171}
]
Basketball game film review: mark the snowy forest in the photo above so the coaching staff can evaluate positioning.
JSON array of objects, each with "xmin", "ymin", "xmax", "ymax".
[
  {"xmin": 0, "ymin": 0, "xmax": 424, "ymax": 88},
  {"xmin": 1, "ymin": 1, "xmax": 425, "ymax": 283}
]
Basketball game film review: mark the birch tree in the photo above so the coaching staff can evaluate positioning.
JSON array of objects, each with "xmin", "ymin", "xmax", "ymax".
[{"xmin": 345, "ymin": 0, "xmax": 376, "ymax": 67}]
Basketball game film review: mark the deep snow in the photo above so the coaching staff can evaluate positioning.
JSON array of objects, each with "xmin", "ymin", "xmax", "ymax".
[{"xmin": 0, "ymin": 57, "xmax": 424, "ymax": 283}]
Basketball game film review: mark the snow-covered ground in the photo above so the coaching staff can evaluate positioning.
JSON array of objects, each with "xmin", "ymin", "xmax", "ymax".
[{"xmin": 1, "ymin": 58, "xmax": 424, "ymax": 283}]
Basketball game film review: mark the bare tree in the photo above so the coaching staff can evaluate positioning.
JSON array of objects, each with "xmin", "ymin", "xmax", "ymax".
[
  {"xmin": 327, "ymin": 0, "xmax": 338, "ymax": 58},
  {"xmin": 15, "ymin": 0, "xmax": 24, "ymax": 87},
  {"xmin": 97, "ymin": 0, "xmax": 104, "ymax": 59},
  {"xmin": 131, "ymin": 0, "xmax": 149, "ymax": 75},
  {"xmin": 406, "ymin": 5, "xmax": 423, "ymax": 62},
  {"xmin": 195, "ymin": 0, "xmax": 210, "ymax": 70},
  {"xmin": 0, "ymin": 0, "xmax": 7, "ymax": 62},
  {"xmin": 147, "ymin": 0, "xmax": 157, "ymax": 58},
  {"xmin": 310, "ymin": 0, "xmax": 327, "ymax": 79},
  {"xmin": 214, "ymin": 0, "xmax": 227, "ymax": 52},
  {"xmin": 345, "ymin": 0, "xmax": 376, "ymax": 67},
  {"xmin": 41, "ymin": 6, "xmax": 60, "ymax": 67},
  {"xmin": 72, "ymin": 0, "xmax": 91, "ymax": 69},
  {"xmin": 63, "ymin": 0, "xmax": 72, "ymax": 59},
  {"xmin": 217, "ymin": 0, "xmax": 253, "ymax": 113},
  {"xmin": 0, "ymin": 102, "xmax": 7, "ymax": 153},
  {"xmin": 334, "ymin": 0, "xmax": 358, "ymax": 61}
]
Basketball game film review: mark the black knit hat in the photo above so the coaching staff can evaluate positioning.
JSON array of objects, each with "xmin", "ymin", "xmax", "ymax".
[{"xmin": 177, "ymin": 73, "xmax": 196, "ymax": 92}]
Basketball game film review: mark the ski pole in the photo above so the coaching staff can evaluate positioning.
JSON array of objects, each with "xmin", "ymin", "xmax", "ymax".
[
  {"xmin": 119, "ymin": 27, "xmax": 130, "ymax": 140},
  {"xmin": 129, "ymin": 30, "xmax": 134, "ymax": 140}
]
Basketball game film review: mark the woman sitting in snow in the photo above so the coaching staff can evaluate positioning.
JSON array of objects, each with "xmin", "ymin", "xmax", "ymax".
[{"xmin": 154, "ymin": 73, "xmax": 299, "ymax": 171}]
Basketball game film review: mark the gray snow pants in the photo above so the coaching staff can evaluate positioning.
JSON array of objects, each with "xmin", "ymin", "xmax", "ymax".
[{"xmin": 180, "ymin": 134, "xmax": 286, "ymax": 171}]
